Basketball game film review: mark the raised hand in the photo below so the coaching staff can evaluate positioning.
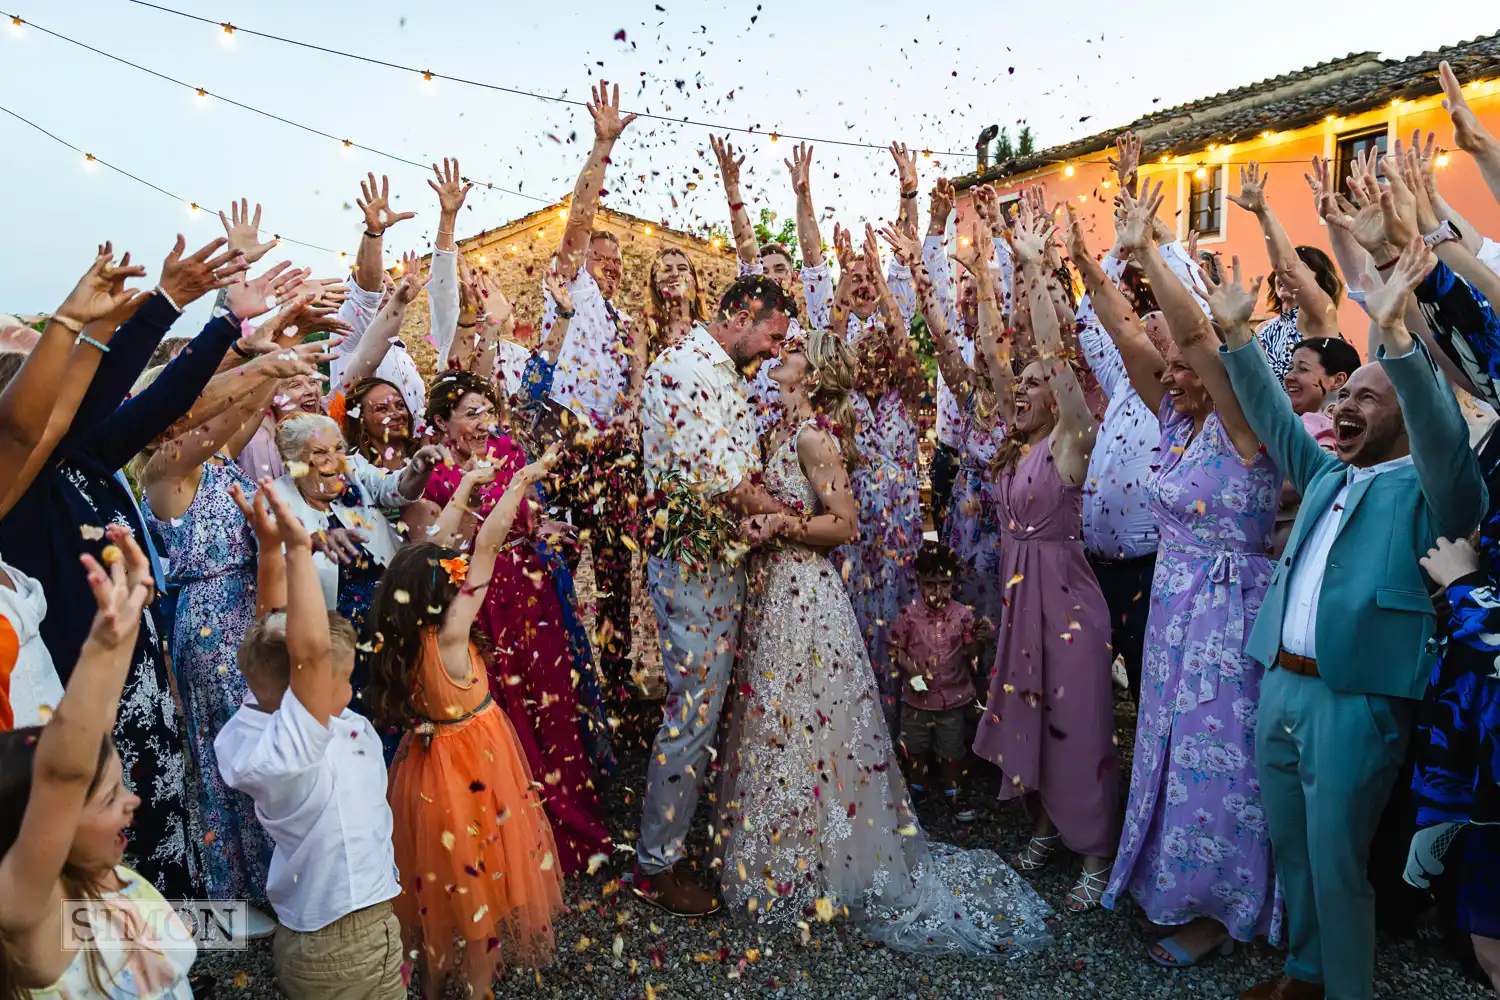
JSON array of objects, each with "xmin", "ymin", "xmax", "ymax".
[
  {"xmin": 588, "ymin": 80, "xmax": 638, "ymax": 142},
  {"xmin": 1062, "ymin": 204, "xmax": 1091, "ymax": 263},
  {"xmin": 890, "ymin": 142, "xmax": 919, "ymax": 194},
  {"xmin": 394, "ymin": 251, "xmax": 427, "ymax": 306},
  {"xmin": 1365, "ymin": 236, "xmax": 1436, "ymax": 329},
  {"xmin": 1439, "ymin": 60, "xmax": 1494, "ymax": 155},
  {"xmin": 950, "ymin": 221, "xmax": 989, "ymax": 277},
  {"xmin": 358, "ymin": 173, "xmax": 416, "ymax": 237},
  {"xmin": 877, "ymin": 222, "xmax": 921, "ymax": 268},
  {"xmin": 1107, "ymin": 131, "xmax": 1143, "ymax": 189},
  {"xmin": 861, "ymin": 224, "xmax": 886, "ymax": 276},
  {"xmin": 248, "ymin": 337, "xmax": 340, "ymax": 379},
  {"xmin": 1378, "ymin": 148, "xmax": 1421, "ymax": 246},
  {"xmin": 225, "ymin": 262, "xmax": 306, "ymax": 321},
  {"xmin": 55, "ymin": 244, "xmax": 149, "ymax": 327},
  {"xmin": 1399, "ymin": 140, "xmax": 1440, "ymax": 233},
  {"xmin": 1304, "ymin": 156, "xmax": 1339, "ymax": 220},
  {"xmin": 831, "ymin": 222, "xmax": 854, "ymax": 270},
  {"xmin": 475, "ymin": 268, "xmax": 512, "ymax": 325},
  {"xmin": 785, "ymin": 142, "xmax": 814, "ymax": 198},
  {"xmin": 1115, "ymin": 180, "xmax": 1164, "ymax": 254},
  {"xmin": 1227, "ymin": 162, "xmax": 1270, "ymax": 214},
  {"xmin": 229, "ymin": 482, "xmax": 281, "ymax": 547},
  {"xmin": 710, "ymin": 134, "xmax": 744, "ymax": 188},
  {"xmin": 1196, "ymin": 254, "xmax": 1263, "ymax": 332},
  {"xmin": 158, "ymin": 235, "xmax": 248, "ymax": 308},
  {"xmin": 79, "ymin": 526, "xmax": 155, "ymax": 653},
  {"xmin": 264, "ymin": 484, "xmax": 315, "ymax": 551},
  {"xmin": 218, "ymin": 198, "xmax": 278, "ymax": 264},
  {"xmin": 427, "ymin": 158, "xmax": 472, "ymax": 217},
  {"xmin": 516, "ymin": 442, "xmax": 563, "ymax": 488},
  {"xmin": 929, "ymin": 177, "xmax": 956, "ymax": 228},
  {"xmin": 543, "ymin": 267, "xmax": 574, "ymax": 316},
  {"xmin": 1008, "ymin": 205, "xmax": 1054, "ymax": 268}
]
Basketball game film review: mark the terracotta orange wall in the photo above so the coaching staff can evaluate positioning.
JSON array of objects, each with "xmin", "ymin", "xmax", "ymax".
[{"xmin": 960, "ymin": 83, "xmax": 1500, "ymax": 358}]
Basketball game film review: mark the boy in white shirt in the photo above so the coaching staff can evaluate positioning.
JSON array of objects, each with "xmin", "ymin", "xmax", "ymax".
[{"xmin": 215, "ymin": 484, "xmax": 403, "ymax": 1000}]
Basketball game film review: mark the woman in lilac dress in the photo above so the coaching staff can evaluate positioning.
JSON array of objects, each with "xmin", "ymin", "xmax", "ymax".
[{"xmin": 1080, "ymin": 193, "xmax": 1281, "ymax": 965}]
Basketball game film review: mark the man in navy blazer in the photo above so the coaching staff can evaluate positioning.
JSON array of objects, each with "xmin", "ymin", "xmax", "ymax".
[{"xmin": 1212, "ymin": 242, "xmax": 1486, "ymax": 1000}]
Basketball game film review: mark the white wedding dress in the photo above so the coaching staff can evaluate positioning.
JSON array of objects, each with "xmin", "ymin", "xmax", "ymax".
[{"xmin": 715, "ymin": 422, "xmax": 1054, "ymax": 958}]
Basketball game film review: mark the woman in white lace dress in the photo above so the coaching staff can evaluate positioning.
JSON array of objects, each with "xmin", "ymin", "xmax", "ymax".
[{"xmin": 716, "ymin": 329, "xmax": 1054, "ymax": 959}]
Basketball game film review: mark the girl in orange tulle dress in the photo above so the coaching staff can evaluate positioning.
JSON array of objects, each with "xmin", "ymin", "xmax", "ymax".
[{"xmin": 365, "ymin": 449, "xmax": 565, "ymax": 1000}]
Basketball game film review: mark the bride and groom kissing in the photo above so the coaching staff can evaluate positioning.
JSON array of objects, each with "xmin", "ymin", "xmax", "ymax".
[{"xmin": 630, "ymin": 275, "xmax": 1052, "ymax": 958}]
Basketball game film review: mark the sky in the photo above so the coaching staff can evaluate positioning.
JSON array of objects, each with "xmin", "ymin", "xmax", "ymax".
[{"xmin": 2, "ymin": 0, "xmax": 1497, "ymax": 331}]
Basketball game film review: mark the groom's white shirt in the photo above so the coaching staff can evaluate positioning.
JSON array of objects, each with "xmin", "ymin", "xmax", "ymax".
[{"xmin": 642, "ymin": 323, "xmax": 761, "ymax": 498}]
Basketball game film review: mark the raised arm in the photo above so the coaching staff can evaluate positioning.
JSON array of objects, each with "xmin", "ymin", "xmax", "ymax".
[
  {"xmin": 891, "ymin": 143, "xmax": 920, "ymax": 235},
  {"xmin": 1011, "ymin": 204, "xmax": 1096, "ymax": 482},
  {"xmin": 354, "ymin": 173, "xmax": 414, "ymax": 294},
  {"xmin": 0, "ymin": 529, "xmax": 152, "ymax": 940},
  {"xmin": 264, "ymin": 487, "xmax": 335, "ymax": 724},
  {"xmin": 1124, "ymin": 182, "xmax": 1261, "ymax": 460},
  {"xmin": 712, "ymin": 135, "xmax": 757, "ymax": 267},
  {"xmin": 1229, "ymin": 161, "xmax": 1338, "ymax": 336},
  {"xmin": 232, "ymin": 481, "xmax": 286, "ymax": 616},
  {"xmin": 0, "ymin": 248, "xmax": 148, "ymax": 513},
  {"xmin": 862, "ymin": 225, "xmax": 923, "ymax": 406},
  {"xmin": 555, "ymin": 81, "xmax": 637, "ymax": 281},
  {"xmin": 1440, "ymin": 60, "xmax": 1500, "ymax": 207},
  {"xmin": 1307, "ymin": 154, "xmax": 1372, "ymax": 296},
  {"xmin": 538, "ymin": 269, "xmax": 575, "ymax": 366},
  {"xmin": 1373, "ymin": 237, "xmax": 1487, "ymax": 536},
  {"xmin": 882, "ymin": 222, "xmax": 976, "ymax": 400},
  {"xmin": 338, "ymin": 254, "xmax": 425, "ymax": 391},
  {"xmin": 786, "ymin": 142, "xmax": 822, "ymax": 270},
  {"xmin": 440, "ymin": 449, "xmax": 558, "ymax": 660},
  {"xmin": 952, "ymin": 222, "xmax": 1014, "ymax": 427}
]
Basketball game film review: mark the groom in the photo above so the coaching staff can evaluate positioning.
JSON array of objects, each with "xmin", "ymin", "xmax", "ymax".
[{"xmin": 633, "ymin": 275, "xmax": 796, "ymax": 916}]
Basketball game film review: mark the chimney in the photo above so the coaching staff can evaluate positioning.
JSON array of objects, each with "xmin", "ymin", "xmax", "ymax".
[{"xmin": 976, "ymin": 125, "xmax": 999, "ymax": 173}]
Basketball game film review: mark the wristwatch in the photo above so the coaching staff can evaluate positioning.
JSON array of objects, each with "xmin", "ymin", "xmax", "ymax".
[{"xmin": 1422, "ymin": 219, "xmax": 1462, "ymax": 248}]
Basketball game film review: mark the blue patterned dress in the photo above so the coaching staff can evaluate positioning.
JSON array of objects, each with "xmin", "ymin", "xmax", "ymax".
[
  {"xmin": 943, "ymin": 392, "xmax": 1005, "ymax": 633},
  {"xmin": 1101, "ymin": 400, "xmax": 1283, "ymax": 944},
  {"xmin": 143, "ymin": 460, "xmax": 273, "ymax": 903},
  {"xmin": 834, "ymin": 391, "xmax": 923, "ymax": 739}
]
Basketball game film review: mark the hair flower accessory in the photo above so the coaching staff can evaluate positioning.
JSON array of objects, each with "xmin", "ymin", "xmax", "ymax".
[
  {"xmin": 327, "ymin": 391, "xmax": 347, "ymax": 425},
  {"xmin": 439, "ymin": 555, "xmax": 470, "ymax": 584}
]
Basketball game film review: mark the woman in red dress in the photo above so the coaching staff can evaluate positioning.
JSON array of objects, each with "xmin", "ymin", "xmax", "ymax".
[{"xmin": 422, "ymin": 370, "xmax": 612, "ymax": 875}]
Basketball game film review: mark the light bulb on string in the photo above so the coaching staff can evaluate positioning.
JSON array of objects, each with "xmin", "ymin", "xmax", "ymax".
[
  {"xmin": 1063, "ymin": 165, "xmax": 1075, "ymax": 177},
  {"xmin": 8, "ymin": 16, "xmax": 22, "ymax": 37},
  {"xmin": 220, "ymin": 23, "xmax": 235, "ymax": 45},
  {"xmin": 1437, "ymin": 153, "xmax": 1451, "ymax": 167}
]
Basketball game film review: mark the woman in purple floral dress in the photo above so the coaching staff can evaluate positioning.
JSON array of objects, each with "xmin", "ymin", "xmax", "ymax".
[{"xmin": 1075, "ymin": 192, "xmax": 1281, "ymax": 966}]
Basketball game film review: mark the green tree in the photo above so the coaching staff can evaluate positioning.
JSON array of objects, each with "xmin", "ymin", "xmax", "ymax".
[
  {"xmin": 993, "ymin": 125, "xmax": 1037, "ymax": 165},
  {"xmin": 753, "ymin": 207, "xmax": 799, "ymax": 261}
]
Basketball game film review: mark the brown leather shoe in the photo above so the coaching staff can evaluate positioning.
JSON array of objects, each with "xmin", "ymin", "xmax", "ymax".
[
  {"xmin": 1240, "ymin": 975, "xmax": 1325, "ymax": 1000},
  {"xmin": 630, "ymin": 865, "xmax": 722, "ymax": 917}
]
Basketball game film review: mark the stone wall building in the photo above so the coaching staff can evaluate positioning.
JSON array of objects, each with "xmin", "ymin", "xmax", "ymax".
[{"xmin": 396, "ymin": 196, "xmax": 740, "ymax": 375}]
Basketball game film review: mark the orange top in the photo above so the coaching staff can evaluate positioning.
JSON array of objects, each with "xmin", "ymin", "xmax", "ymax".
[{"xmin": 411, "ymin": 628, "xmax": 487, "ymax": 723}]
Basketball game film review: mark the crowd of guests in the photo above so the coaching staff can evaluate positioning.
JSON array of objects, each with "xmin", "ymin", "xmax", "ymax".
[{"xmin": 0, "ymin": 61, "xmax": 1499, "ymax": 1000}]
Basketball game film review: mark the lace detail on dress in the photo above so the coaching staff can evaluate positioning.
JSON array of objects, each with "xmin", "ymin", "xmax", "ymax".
[{"xmin": 716, "ymin": 423, "xmax": 1054, "ymax": 958}]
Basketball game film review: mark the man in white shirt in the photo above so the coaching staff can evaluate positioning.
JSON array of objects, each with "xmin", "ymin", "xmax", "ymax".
[
  {"xmin": 633, "ymin": 275, "xmax": 797, "ymax": 918},
  {"xmin": 1219, "ymin": 253, "xmax": 1485, "ymax": 1000},
  {"xmin": 538, "ymin": 82, "xmax": 644, "ymax": 700}
]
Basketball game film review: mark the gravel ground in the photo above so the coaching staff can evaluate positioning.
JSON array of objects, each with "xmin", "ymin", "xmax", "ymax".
[{"xmin": 193, "ymin": 694, "xmax": 1493, "ymax": 1000}]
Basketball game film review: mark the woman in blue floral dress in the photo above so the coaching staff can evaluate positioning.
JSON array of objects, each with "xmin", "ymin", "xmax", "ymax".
[
  {"xmin": 144, "ymin": 458, "xmax": 273, "ymax": 904},
  {"xmin": 1080, "ymin": 197, "xmax": 1282, "ymax": 964}
]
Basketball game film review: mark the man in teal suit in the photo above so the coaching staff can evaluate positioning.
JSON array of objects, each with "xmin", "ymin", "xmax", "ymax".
[{"xmin": 1212, "ymin": 244, "xmax": 1486, "ymax": 1000}]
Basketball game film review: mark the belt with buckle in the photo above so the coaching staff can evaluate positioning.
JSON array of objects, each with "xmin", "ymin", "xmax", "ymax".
[{"xmin": 1278, "ymin": 649, "xmax": 1319, "ymax": 677}]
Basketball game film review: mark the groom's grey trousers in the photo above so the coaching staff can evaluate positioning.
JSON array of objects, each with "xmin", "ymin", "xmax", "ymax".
[{"xmin": 636, "ymin": 554, "xmax": 746, "ymax": 873}]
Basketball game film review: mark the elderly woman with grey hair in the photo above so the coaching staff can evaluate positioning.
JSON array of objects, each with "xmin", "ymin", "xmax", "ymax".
[{"xmin": 265, "ymin": 412, "xmax": 443, "ymax": 633}]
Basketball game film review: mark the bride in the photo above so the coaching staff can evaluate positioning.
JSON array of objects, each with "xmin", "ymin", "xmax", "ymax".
[{"xmin": 715, "ymin": 327, "xmax": 1054, "ymax": 958}]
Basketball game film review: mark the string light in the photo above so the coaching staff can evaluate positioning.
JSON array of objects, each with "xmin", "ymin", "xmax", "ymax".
[
  {"xmin": 119, "ymin": 0, "xmax": 975, "ymax": 156},
  {"xmin": 1437, "ymin": 153, "xmax": 1451, "ymax": 167},
  {"xmin": 1194, "ymin": 166, "xmax": 1207, "ymax": 179},
  {"xmin": 0, "ymin": 11, "xmax": 549, "ymax": 206},
  {"xmin": 557, "ymin": 208, "xmax": 568, "ymax": 219},
  {"xmin": 0, "ymin": 103, "xmax": 345, "ymax": 258},
  {"xmin": 643, "ymin": 225, "xmax": 654, "ymax": 235},
  {"xmin": 421, "ymin": 70, "xmax": 433, "ymax": 82},
  {"xmin": 1063, "ymin": 164, "xmax": 1075, "ymax": 177}
]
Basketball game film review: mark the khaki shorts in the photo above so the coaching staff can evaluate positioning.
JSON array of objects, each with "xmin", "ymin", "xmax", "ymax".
[
  {"xmin": 900, "ymin": 703, "xmax": 969, "ymax": 761},
  {"xmin": 273, "ymin": 900, "xmax": 405, "ymax": 1000}
]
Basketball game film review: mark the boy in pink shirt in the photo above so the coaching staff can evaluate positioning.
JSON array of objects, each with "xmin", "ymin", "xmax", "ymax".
[{"xmin": 890, "ymin": 543, "xmax": 990, "ymax": 822}]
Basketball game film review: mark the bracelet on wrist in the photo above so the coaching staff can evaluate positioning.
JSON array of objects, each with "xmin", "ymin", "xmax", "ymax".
[
  {"xmin": 1374, "ymin": 257, "xmax": 1399, "ymax": 272},
  {"xmin": 155, "ymin": 285, "xmax": 183, "ymax": 313},
  {"xmin": 75, "ymin": 332, "xmax": 110, "ymax": 354},
  {"xmin": 49, "ymin": 313, "xmax": 84, "ymax": 334},
  {"xmin": 231, "ymin": 340, "xmax": 254, "ymax": 359},
  {"xmin": 900, "ymin": 189, "xmax": 919, "ymax": 200},
  {"xmin": 364, "ymin": 229, "xmax": 383, "ymax": 239},
  {"xmin": 555, "ymin": 308, "xmax": 575, "ymax": 319}
]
